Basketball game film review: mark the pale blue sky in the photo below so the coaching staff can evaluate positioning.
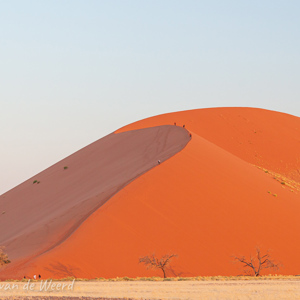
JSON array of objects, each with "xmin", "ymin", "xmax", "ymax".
[{"xmin": 1, "ymin": 0, "xmax": 299, "ymax": 194}]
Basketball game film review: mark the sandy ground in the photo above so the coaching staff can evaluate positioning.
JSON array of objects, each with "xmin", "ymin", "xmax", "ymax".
[{"xmin": 1, "ymin": 279, "xmax": 300, "ymax": 300}]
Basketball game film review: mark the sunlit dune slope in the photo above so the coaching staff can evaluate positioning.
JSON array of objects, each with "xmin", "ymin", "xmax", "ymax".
[
  {"xmin": 0, "ymin": 125, "xmax": 190, "ymax": 278},
  {"xmin": 117, "ymin": 107, "xmax": 300, "ymax": 183},
  {"xmin": 1, "ymin": 107, "xmax": 300, "ymax": 279}
]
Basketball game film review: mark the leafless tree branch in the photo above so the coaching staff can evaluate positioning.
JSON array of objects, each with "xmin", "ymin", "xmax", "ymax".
[
  {"xmin": 233, "ymin": 247, "xmax": 279, "ymax": 276},
  {"xmin": 139, "ymin": 253, "xmax": 178, "ymax": 278}
]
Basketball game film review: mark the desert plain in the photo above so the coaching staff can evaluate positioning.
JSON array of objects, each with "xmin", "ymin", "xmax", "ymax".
[{"xmin": 1, "ymin": 278, "xmax": 300, "ymax": 300}]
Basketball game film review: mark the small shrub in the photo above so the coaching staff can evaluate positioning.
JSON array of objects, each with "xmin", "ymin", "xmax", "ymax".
[
  {"xmin": 0, "ymin": 247, "xmax": 11, "ymax": 266},
  {"xmin": 64, "ymin": 166, "xmax": 68, "ymax": 170},
  {"xmin": 122, "ymin": 276, "xmax": 134, "ymax": 281},
  {"xmin": 33, "ymin": 180, "xmax": 37, "ymax": 184}
]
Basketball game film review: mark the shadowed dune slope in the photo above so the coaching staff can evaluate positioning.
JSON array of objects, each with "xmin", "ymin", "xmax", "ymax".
[
  {"xmin": 0, "ymin": 125, "xmax": 190, "ymax": 278},
  {"xmin": 1, "ymin": 107, "xmax": 300, "ymax": 279}
]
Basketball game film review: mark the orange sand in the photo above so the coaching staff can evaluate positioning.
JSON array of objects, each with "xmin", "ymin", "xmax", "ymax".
[{"xmin": 2, "ymin": 107, "xmax": 300, "ymax": 279}]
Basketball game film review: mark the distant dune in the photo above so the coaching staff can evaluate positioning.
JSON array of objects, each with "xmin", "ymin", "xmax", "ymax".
[{"xmin": 1, "ymin": 107, "xmax": 300, "ymax": 279}]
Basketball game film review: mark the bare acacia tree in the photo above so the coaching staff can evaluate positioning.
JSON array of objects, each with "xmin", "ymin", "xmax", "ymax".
[
  {"xmin": 139, "ymin": 253, "xmax": 178, "ymax": 278},
  {"xmin": 234, "ymin": 247, "xmax": 279, "ymax": 276},
  {"xmin": 0, "ymin": 247, "xmax": 11, "ymax": 267}
]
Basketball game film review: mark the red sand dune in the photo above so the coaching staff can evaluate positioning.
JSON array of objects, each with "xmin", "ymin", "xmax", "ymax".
[{"xmin": 1, "ymin": 107, "xmax": 300, "ymax": 279}]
